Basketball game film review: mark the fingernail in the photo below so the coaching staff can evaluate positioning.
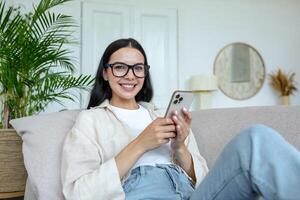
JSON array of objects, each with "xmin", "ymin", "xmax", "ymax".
[{"xmin": 183, "ymin": 107, "xmax": 187, "ymax": 111}]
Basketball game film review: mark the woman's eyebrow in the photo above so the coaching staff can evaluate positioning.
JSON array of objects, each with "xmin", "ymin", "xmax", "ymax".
[{"xmin": 110, "ymin": 62, "xmax": 145, "ymax": 65}]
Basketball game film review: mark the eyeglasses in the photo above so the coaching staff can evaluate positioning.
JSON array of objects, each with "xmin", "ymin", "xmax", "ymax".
[{"xmin": 104, "ymin": 62, "xmax": 150, "ymax": 78}]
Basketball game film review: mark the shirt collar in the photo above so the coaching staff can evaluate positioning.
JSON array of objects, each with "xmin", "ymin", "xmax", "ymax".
[{"xmin": 91, "ymin": 99, "xmax": 158, "ymax": 111}]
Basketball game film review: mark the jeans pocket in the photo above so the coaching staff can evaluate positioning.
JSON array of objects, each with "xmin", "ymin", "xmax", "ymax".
[
  {"xmin": 122, "ymin": 173, "xmax": 140, "ymax": 193},
  {"xmin": 174, "ymin": 165, "xmax": 194, "ymax": 189},
  {"xmin": 178, "ymin": 169, "xmax": 195, "ymax": 189}
]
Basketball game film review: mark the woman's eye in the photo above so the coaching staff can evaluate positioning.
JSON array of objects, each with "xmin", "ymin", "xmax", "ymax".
[
  {"xmin": 134, "ymin": 65, "xmax": 144, "ymax": 71},
  {"xmin": 114, "ymin": 65, "xmax": 127, "ymax": 70}
]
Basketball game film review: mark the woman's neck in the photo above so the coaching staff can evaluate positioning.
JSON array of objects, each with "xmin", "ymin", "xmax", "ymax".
[{"xmin": 109, "ymin": 98, "xmax": 139, "ymax": 110}]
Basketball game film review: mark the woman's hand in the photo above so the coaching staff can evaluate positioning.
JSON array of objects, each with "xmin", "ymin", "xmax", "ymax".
[
  {"xmin": 170, "ymin": 107, "xmax": 192, "ymax": 150},
  {"xmin": 136, "ymin": 117, "xmax": 176, "ymax": 152},
  {"xmin": 169, "ymin": 108, "xmax": 196, "ymax": 182}
]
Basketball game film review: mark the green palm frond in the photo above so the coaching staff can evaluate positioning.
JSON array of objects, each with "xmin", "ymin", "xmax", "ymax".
[
  {"xmin": 26, "ymin": 73, "xmax": 93, "ymax": 115},
  {"xmin": 32, "ymin": 0, "xmax": 72, "ymax": 23},
  {"xmin": 31, "ymin": 11, "xmax": 75, "ymax": 42}
]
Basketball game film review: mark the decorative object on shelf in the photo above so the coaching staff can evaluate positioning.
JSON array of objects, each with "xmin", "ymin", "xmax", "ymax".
[
  {"xmin": 189, "ymin": 74, "xmax": 217, "ymax": 109},
  {"xmin": 269, "ymin": 69, "xmax": 298, "ymax": 105},
  {"xmin": 214, "ymin": 42, "xmax": 265, "ymax": 100}
]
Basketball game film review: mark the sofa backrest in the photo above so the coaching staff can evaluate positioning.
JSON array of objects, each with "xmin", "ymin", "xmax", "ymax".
[{"xmin": 191, "ymin": 105, "xmax": 300, "ymax": 168}]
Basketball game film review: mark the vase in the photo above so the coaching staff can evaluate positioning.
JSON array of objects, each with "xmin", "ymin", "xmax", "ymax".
[{"xmin": 281, "ymin": 95, "xmax": 290, "ymax": 105}]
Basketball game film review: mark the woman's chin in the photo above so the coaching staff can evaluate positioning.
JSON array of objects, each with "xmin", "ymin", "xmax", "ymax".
[
  {"xmin": 121, "ymin": 93, "xmax": 138, "ymax": 101},
  {"xmin": 114, "ymin": 90, "xmax": 138, "ymax": 101}
]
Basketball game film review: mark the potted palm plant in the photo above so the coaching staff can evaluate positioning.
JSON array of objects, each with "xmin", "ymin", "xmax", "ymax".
[{"xmin": 0, "ymin": 0, "xmax": 93, "ymax": 197}]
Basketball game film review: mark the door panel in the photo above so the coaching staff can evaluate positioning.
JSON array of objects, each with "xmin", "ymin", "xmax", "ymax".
[
  {"xmin": 134, "ymin": 8, "xmax": 178, "ymax": 109},
  {"xmin": 81, "ymin": 3, "xmax": 132, "ymax": 106},
  {"xmin": 82, "ymin": 3, "xmax": 131, "ymax": 75}
]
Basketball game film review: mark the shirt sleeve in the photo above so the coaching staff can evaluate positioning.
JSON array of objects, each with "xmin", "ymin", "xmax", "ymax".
[
  {"xmin": 185, "ymin": 130, "xmax": 209, "ymax": 187},
  {"xmin": 61, "ymin": 112, "xmax": 125, "ymax": 200}
]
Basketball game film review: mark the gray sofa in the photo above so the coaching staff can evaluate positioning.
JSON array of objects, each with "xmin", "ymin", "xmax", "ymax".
[
  {"xmin": 191, "ymin": 105, "xmax": 300, "ymax": 168},
  {"xmin": 10, "ymin": 105, "xmax": 300, "ymax": 199}
]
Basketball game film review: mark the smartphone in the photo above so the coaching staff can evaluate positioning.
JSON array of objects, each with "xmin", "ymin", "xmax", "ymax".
[{"xmin": 164, "ymin": 90, "xmax": 194, "ymax": 118}]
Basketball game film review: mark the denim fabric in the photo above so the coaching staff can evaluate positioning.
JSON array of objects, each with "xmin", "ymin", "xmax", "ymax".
[
  {"xmin": 190, "ymin": 124, "xmax": 300, "ymax": 200},
  {"xmin": 122, "ymin": 164, "xmax": 194, "ymax": 200},
  {"xmin": 123, "ymin": 125, "xmax": 300, "ymax": 200}
]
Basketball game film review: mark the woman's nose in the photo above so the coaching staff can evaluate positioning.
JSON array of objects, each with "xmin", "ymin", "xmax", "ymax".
[{"xmin": 124, "ymin": 68, "xmax": 135, "ymax": 79}]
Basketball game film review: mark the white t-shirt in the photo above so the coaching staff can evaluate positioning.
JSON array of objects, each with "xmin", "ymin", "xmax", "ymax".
[{"xmin": 111, "ymin": 104, "xmax": 171, "ymax": 169}]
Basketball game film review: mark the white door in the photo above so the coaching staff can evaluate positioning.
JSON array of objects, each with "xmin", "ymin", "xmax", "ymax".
[
  {"xmin": 133, "ymin": 8, "xmax": 178, "ymax": 110},
  {"xmin": 81, "ymin": 2, "xmax": 178, "ymax": 110}
]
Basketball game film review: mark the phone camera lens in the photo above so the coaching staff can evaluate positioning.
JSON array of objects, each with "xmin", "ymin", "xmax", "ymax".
[{"xmin": 173, "ymin": 100, "xmax": 178, "ymax": 104}]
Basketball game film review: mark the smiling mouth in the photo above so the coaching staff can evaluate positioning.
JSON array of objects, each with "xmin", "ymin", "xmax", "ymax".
[{"xmin": 119, "ymin": 83, "xmax": 137, "ymax": 90}]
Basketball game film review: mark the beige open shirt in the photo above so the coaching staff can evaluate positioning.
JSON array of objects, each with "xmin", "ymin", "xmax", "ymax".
[{"xmin": 61, "ymin": 100, "xmax": 208, "ymax": 200}]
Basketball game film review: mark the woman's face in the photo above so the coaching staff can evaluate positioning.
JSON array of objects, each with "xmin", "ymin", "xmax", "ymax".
[{"xmin": 103, "ymin": 47, "xmax": 145, "ymax": 106}]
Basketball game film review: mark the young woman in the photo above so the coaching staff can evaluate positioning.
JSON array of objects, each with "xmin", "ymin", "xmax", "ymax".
[{"xmin": 61, "ymin": 38, "xmax": 300, "ymax": 200}]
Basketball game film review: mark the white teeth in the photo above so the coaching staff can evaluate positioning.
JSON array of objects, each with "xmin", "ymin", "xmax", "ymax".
[{"xmin": 121, "ymin": 84, "xmax": 134, "ymax": 88}]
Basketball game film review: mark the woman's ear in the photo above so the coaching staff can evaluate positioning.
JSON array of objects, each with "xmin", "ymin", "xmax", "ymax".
[{"xmin": 102, "ymin": 69, "xmax": 108, "ymax": 81}]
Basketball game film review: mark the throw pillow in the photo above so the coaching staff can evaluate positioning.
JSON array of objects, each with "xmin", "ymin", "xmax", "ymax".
[{"xmin": 10, "ymin": 109, "xmax": 81, "ymax": 200}]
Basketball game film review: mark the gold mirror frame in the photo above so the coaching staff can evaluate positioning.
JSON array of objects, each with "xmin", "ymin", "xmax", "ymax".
[{"xmin": 214, "ymin": 42, "xmax": 265, "ymax": 100}]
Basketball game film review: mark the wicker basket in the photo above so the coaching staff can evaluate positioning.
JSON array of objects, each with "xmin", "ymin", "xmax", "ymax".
[{"xmin": 0, "ymin": 129, "xmax": 27, "ymax": 197}]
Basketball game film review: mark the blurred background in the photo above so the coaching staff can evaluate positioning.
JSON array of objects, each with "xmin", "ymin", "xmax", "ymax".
[{"xmin": 7, "ymin": 0, "xmax": 300, "ymax": 112}]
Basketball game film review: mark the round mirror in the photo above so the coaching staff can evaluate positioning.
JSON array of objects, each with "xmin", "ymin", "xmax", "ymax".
[{"xmin": 214, "ymin": 43, "xmax": 265, "ymax": 100}]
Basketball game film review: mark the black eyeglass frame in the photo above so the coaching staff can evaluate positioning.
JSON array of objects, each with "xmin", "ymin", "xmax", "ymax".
[{"xmin": 104, "ymin": 62, "xmax": 150, "ymax": 78}]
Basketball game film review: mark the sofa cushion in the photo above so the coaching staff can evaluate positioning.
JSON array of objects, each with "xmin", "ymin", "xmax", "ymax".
[
  {"xmin": 10, "ymin": 110, "xmax": 81, "ymax": 200},
  {"xmin": 191, "ymin": 106, "xmax": 300, "ymax": 168}
]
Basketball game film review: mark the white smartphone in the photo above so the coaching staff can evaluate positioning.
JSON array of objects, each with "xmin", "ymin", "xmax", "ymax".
[{"xmin": 164, "ymin": 90, "xmax": 194, "ymax": 118}]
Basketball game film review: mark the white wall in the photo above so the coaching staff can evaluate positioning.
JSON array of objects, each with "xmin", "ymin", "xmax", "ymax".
[
  {"xmin": 129, "ymin": 0, "xmax": 300, "ymax": 108},
  {"xmin": 183, "ymin": 0, "xmax": 300, "ymax": 108},
  {"xmin": 9, "ymin": 0, "xmax": 300, "ymax": 111}
]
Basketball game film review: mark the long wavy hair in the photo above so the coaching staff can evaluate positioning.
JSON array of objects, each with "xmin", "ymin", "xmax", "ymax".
[{"xmin": 87, "ymin": 38, "xmax": 153, "ymax": 109}]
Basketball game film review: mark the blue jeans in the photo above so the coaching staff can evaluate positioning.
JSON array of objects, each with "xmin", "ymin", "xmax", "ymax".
[
  {"xmin": 123, "ymin": 124, "xmax": 300, "ymax": 200},
  {"xmin": 122, "ymin": 164, "xmax": 194, "ymax": 199},
  {"xmin": 190, "ymin": 124, "xmax": 300, "ymax": 200}
]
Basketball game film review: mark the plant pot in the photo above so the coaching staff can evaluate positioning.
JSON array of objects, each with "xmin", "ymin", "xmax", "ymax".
[
  {"xmin": 0, "ymin": 129, "xmax": 26, "ymax": 198},
  {"xmin": 281, "ymin": 95, "xmax": 290, "ymax": 105}
]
